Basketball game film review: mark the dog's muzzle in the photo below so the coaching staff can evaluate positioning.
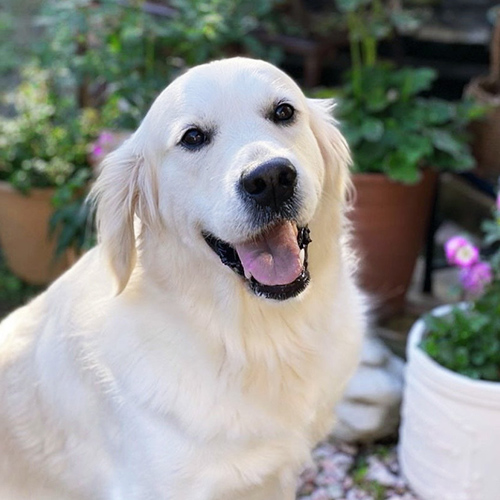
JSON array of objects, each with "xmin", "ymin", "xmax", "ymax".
[{"xmin": 203, "ymin": 158, "xmax": 311, "ymax": 300}]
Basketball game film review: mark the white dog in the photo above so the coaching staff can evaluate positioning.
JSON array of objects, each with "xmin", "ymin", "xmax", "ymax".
[{"xmin": 0, "ymin": 58, "xmax": 365, "ymax": 500}]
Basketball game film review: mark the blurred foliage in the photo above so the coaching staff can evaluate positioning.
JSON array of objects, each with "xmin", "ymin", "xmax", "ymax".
[
  {"xmin": 313, "ymin": 1, "xmax": 485, "ymax": 183},
  {"xmin": 334, "ymin": 64, "xmax": 484, "ymax": 183},
  {"xmin": 0, "ymin": 0, "xmax": 283, "ymax": 263},
  {"xmin": 36, "ymin": 0, "xmax": 283, "ymax": 128},
  {"xmin": 0, "ymin": 65, "xmax": 98, "ymax": 255},
  {"xmin": 0, "ymin": 251, "xmax": 44, "ymax": 318},
  {"xmin": 0, "ymin": 65, "xmax": 98, "ymax": 192},
  {"xmin": 422, "ymin": 298, "xmax": 500, "ymax": 382},
  {"xmin": 167, "ymin": 0, "xmax": 283, "ymax": 65},
  {"xmin": 0, "ymin": 11, "xmax": 19, "ymax": 74}
]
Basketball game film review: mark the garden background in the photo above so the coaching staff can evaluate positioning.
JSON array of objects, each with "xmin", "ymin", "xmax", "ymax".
[{"xmin": 1, "ymin": 1, "xmax": 499, "ymax": 499}]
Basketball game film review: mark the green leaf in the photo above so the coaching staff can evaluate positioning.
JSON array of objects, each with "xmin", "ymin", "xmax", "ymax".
[
  {"xmin": 381, "ymin": 151, "xmax": 421, "ymax": 184},
  {"xmin": 361, "ymin": 118, "xmax": 384, "ymax": 142},
  {"xmin": 341, "ymin": 123, "xmax": 363, "ymax": 148},
  {"xmin": 428, "ymin": 129, "xmax": 463, "ymax": 157},
  {"xmin": 365, "ymin": 89, "xmax": 390, "ymax": 112},
  {"xmin": 400, "ymin": 134, "xmax": 433, "ymax": 165},
  {"xmin": 401, "ymin": 67, "xmax": 436, "ymax": 97},
  {"xmin": 390, "ymin": 11, "xmax": 421, "ymax": 33},
  {"xmin": 422, "ymin": 100, "xmax": 455, "ymax": 125},
  {"xmin": 335, "ymin": 0, "xmax": 370, "ymax": 13}
]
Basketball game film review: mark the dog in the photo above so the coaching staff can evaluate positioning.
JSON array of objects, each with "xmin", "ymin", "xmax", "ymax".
[{"xmin": 0, "ymin": 58, "xmax": 365, "ymax": 500}]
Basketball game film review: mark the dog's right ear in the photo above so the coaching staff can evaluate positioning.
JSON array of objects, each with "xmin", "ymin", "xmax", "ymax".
[{"xmin": 89, "ymin": 137, "xmax": 159, "ymax": 294}]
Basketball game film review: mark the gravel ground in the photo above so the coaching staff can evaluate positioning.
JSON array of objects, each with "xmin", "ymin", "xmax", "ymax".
[{"xmin": 297, "ymin": 439, "xmax": 420, "ymax": 500}]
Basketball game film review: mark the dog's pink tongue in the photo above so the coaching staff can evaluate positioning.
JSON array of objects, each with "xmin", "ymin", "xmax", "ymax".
[{"xmin": 234, "ymin": 222, "xmax": 302, "ymax": 286}]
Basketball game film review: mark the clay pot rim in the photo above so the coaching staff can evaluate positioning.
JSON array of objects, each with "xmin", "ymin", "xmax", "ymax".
[
  {"xmin": 408, "ymin": 303, "xmax": 500, "ymax": 400},
  {"xmin": 0, "ymin": 180, "xmax": 57, "ymax": 200},
  {"xmin": 465, "ymin": 75, "xmax": 500, "ymax": 106},
  {"xmin": 352, "ymin": 169, "xmax": 435, "ymax": 185}
]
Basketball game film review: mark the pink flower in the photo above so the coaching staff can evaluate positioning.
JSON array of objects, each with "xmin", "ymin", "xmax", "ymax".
[
  {"xmin": 444, "ymin": 236, "xmax": 479, "ymax": 268},
  {"xmin": 92, "ymin": 144, "xmax": 103, "ymax": 156},
  {"xmin": 98, "ymin": 131, "xmax": 114, "ymax": 144},
  {"xmin": 460, "ymin": 261, "xmax": 493, "ymax": 296}
]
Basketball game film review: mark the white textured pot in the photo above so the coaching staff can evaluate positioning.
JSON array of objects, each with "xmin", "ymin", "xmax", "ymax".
[{"xmin": 399, "ymin": 304, "xmax": 500, "ymax": 500}]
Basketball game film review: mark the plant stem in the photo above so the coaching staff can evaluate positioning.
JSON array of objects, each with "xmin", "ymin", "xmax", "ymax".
[
  {"xmin": 365, "ymin": 0, "xmax": 383, "ymax": 67},
  {"xmin": 363, "ymin": 37, "xmax": 377, "ymax": 67},
  {"xmin": 348, "ymin": 11, "xmax": 362, "ymax": 99},
  {"xmin": 146, "ymin": 35, "xmax": 155, "ymax": 77}
]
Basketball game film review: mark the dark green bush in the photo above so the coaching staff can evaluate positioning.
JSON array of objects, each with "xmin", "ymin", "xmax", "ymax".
[{"xmin": 335, "ymin": 64, "xmax": 483, "ymax": 184}]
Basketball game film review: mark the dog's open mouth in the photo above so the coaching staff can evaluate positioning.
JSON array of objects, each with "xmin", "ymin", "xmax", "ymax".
[{"xmin": 203, "ymin": 222, "xmax": 311, "ymax": 300}]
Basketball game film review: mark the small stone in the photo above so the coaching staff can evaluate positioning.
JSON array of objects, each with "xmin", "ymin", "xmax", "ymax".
[
  {"xmin": 326, "ymin": 483, "xmax": 345, "ymax": 498},
  {"xmin": 336, "ymin": 401, "xmax": 386, "ymax": 434},
  {"xmin": 366, "ymin": 456, "xmax": 399, "ymax": 487},
  {"xmin": 300, "ymin": 464, "xmax": 318, "ymax": 483},
  {"xmin": 341, "ymin": 365, "xmax": 403, "ymax": 405},
  {"xmin": 311, "ymin": 488, "xmax": 330, "ymax": 500},
  {"xmin": 360, "ymin": 336, "xmax": 390, "ymax": 367},
  {"xmin": 313, "ymin": 442, "xmax": 339, "ymax": 459}
]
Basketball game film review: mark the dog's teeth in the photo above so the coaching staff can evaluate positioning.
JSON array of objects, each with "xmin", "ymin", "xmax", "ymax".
[
  {"xmin": 299, "ymin": 249, "xmax": 305, "ymax": 265},
  {"xmin": 244, "ymin": 269, "xmax": 252, "ymax": 280}
]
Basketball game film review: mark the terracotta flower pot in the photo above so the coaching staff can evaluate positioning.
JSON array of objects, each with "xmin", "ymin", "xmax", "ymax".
[
  {"xmin": 465, "ymin": 76, "xmax": 500, "ymax": 185},
  {"xmin": 464, "ymin": 12, "xmax": 500, "ymax": 185},
  {"xmin": 350, "ymin": 170, "xmax": 437, "ymax": 320},
  {"xmin": 0, "ymin": 182, "xmax": 74, "ymax": 285}
]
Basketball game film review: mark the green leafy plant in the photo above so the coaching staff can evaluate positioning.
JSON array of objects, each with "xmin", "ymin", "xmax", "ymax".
[
  {"xmin": 0, "ymin": 65, "xmax": 99, "ymax": 254},
  {"xmin": 0, "ymin": 66, "xmax": 98, "ymax": 191},
  {"xmin": 421, "ymin": 191, "xmax": 500, "ymax": 382},
  {"xmin": 36, "ymin": 0, "xmax": 176, "ymax": 128},
  {"xmin": 37, "ymin": 0, "xmax": 282, "ymax": 129},
  {"xmin": 322, "ymin": 0, "xmax": 484, "ymax": 184},
  {"xmin": 336, "ymin": 64, "xmax": 483, "ymax": 183},
  {"xmin": 165, "ymin": 0, "xmax": 282, "ymax": 66}
]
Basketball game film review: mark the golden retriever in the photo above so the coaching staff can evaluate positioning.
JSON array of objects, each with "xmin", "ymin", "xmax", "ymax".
[{"xmin": 0, "ymin": 58, "xmax": 365, "ymax": 500}]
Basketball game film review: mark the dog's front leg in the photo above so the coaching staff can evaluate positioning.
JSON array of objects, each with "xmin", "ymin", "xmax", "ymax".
[{"xmin": 235, "ymin": 475, "xmax": 296, "ymax": 500}]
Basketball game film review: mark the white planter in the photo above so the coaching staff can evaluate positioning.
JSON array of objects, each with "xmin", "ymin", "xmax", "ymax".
[{"xmin": 399, "ymin": 304, "xmax": 500, "ymax": 500}]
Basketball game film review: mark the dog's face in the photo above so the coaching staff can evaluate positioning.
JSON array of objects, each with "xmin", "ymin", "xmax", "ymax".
[{"xmin": 92, "ymin": 58, "xmax": 351, "ymax": 300}]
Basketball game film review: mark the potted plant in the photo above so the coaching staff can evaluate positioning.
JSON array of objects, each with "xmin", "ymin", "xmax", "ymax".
[
  {"xmin": 465, "ymin": 8, "xmax": 500, "ymax": 186},
  {"xmin": 0, "ymin": 0, "xmax": 280, "ymax": 285},
  {"xmin": 399, "ymin": 190, "xmax": 500, "ymax": 500},
  {"xmin": 325, "ymin": 0, "xmax": 483, "ymax": 319},
  {"xmin": 0, "ymin": 65, "xmax": 99, "ymax": 284}
]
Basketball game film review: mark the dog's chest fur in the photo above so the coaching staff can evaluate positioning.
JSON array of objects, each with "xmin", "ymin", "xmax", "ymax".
[
  {"xmin": 0, "ymin": 245, "xmax": 361, "ymax": 500},
  {"xmin": 87, "ymin": 286, "xmax": 346, "ymax": 498}
]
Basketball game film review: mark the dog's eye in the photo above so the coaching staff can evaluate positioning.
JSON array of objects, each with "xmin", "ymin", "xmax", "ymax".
[
  {"xmin": 181, "ymin": 128, "xmax": 207, "ymax": 149},
  {"xmin": 273, "ymin": 103, "xmax": 295, "ymax": 123}
]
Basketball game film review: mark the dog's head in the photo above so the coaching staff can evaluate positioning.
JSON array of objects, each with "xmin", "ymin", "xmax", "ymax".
[{"xmin": 91, "ymin": 58, "xmax": 351, "ymax": 300}]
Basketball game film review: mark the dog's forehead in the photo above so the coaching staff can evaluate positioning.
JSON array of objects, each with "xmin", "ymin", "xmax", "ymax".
[{"xmin": 162, "ymin": 58, "xmax": 304, "ymax": 118}]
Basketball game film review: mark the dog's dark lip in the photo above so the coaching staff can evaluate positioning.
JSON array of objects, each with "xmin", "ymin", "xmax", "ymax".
[{"xmin": 202, "ymin": 225, "xmax": 311, "ymax": 301}]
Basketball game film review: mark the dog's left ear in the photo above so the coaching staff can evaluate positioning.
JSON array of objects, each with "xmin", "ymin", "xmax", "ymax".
[
  {"xmin": 89, "ymin": 136, "xmax": 159, "ymax": 294},
  {"xmin": 307, "ymin": 98, "xmax": 352, "ymax": 205}
]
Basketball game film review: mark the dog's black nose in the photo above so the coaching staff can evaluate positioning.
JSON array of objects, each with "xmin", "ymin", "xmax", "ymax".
[{"xmin": 241, "ymin": 158, "xmax": 297, "ymax": 210}]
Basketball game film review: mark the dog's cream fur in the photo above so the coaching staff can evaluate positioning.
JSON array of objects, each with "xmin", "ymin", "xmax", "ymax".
[{"xmin": 0, "ymin": 58, "xmax": 365, "ymax": 500}]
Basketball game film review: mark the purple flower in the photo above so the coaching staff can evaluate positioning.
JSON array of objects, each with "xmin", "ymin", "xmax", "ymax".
[
  {"xmin": 92, "ymin": 144, "xmax": 103, "ymax": 156},
  {"xmin": 460, "ymin": 261, "xmax": 493, "ymax": 296},
  {"xmin": 444, "ymin": 236, "xmax": 479, "ymax": 268},
  {"xmin": 97, "ymin": 131, "xmax": 114, "ymax": 145}
]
